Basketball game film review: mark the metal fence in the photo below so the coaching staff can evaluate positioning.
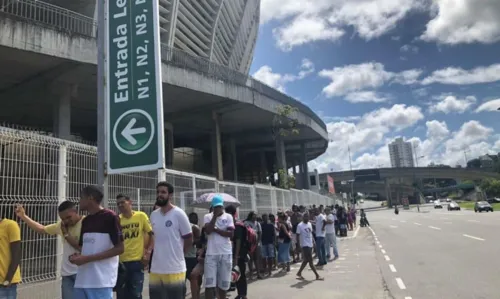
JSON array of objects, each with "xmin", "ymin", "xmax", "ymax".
[
  {"xmin": 0, "ymin": 125, "xmax": 339, "ymax": 299},
  {"xmin": 0, "ymin": 0, "xmax": 327, "ymax": 132}
]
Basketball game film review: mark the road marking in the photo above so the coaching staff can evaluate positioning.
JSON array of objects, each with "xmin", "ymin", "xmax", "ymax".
[
  {"xmin": 395, "ymin": 278, "xmax": 407, "ymax": 290},
  {"xmin": 440, "ymin": 217, "xmax": 449, "ymax": 220},
  {"xmin": 389, "ymin": 264, "xmax": 397, "ymax": 272},
  {"xmin": 468, "ymin": 220, "xmax": 480, "ymax": 223},
  {"xmin": 400, "ymin": 220, "xmax": 407, "ymax": 223},
  {"xmin": 384, "ymin": 255, "xmax": 391, "ymax": 261},
  {"xmin": 339, "ymin": 257, "xmax": 346, "ymax": 261},
  {"xmin": 381, "ymin": 249, "xmax": 386, "ymax": 254},
  {"xmin": 429, "ymin": 226, "xmax": 441, "ymax": 230},
  {"xmin": 379, "ymin": 245, "xmax": 383, "ymax": 248},
  {"xmin": 463, "ymin": 234, "xmax": 485, "ymax": 241},
  {"xmin": 405, "ymin": 297, "xmax": 413, "ymax": 299},
  {"xmin": 444, "ymin": 221, "xmax": 452, "ymax": 224},
  {"xmin": 390, "ymin": 225, "xmax": 398, "ymax": 228},
  {"xmin": 414, "ymin": 222, "xmax": 422, "ymax": 226}
]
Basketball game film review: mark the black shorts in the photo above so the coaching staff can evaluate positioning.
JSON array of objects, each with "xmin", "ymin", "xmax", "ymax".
[{"xmin": 185, "ymin": 257, "xmax": 198, "ymax": 280}]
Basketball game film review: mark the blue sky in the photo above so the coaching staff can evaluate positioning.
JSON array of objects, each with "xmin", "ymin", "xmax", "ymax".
[{"xmin": 250, "ymin": 0, "xmax": 500, "ymax": 172}]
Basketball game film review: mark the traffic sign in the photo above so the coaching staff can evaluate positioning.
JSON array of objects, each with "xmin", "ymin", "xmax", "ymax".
[{"xmin": 105, "ymin": 0, "xmax": 165, "ymax": 174}]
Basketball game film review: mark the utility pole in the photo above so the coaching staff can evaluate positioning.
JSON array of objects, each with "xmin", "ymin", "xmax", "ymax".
[{"xmin": 348, "ymin": 144, "xmax": 353, "ymax": 171}]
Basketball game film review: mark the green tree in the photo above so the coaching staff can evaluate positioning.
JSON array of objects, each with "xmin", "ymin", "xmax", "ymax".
[
  {"xmin": 272, "ymin": 104, "xmax": 300, "ymax": 189},
  {"xmin": 480, "ymin": 179, "xmax": 500, "ymax": 197}
]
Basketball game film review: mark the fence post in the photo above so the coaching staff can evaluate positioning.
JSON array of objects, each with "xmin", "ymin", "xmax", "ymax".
[
  {"xmin": 56, "ymin": 144, "xmax": 67, "ymax": 279},
  {"xmin": 250, "ymin": 185, "xmax": 257, "ymax": 214},
  {"xmin": 136, "ymin": 188, "xmax": 141, "ymax": 210},
  {"xmin": 192, "ymin": 176, "xmax": 197, "ymax": 206},
  {"xmin": 158, "ymin": 168, "xmax": 166, "ymax": 182}
]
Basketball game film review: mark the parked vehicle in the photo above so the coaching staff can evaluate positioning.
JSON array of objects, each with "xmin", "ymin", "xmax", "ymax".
[
  {"xmin": 474, "ymin": 201, "xmax": 493, "ymax": 213},
  {"xmin": 447, "ymin": 201, "xmax": 461, "ymax": 211}
]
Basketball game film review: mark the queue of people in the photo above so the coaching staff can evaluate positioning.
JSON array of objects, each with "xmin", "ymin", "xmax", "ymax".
[{"xmin": 0, "ymin": 181, "xmax": 365, "ymax": 299}]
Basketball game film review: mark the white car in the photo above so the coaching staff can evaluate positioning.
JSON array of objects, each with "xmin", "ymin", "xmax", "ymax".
[
  {"xmin": 434, "ymin": 200, "xmax": 443, "ymax": 209},
  {"xmin": 446, "ymin": 198, "xmax": 451, "ymax": 202}
]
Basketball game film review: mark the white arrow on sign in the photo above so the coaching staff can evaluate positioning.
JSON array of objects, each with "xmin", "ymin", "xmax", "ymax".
[{"xmin": 121, "ymin": 118, "xmax": 146, "ymax": 145}]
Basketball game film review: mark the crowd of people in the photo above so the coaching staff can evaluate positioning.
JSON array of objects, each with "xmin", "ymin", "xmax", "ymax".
[{"xmin": 0, "ymin": 182, "xmax": 367, "ymax": 299}]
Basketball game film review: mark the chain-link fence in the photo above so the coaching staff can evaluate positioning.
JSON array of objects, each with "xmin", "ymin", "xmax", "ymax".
[{"xmin": 0, "ymin": 125, "xmax": 340, "ymax": 299}]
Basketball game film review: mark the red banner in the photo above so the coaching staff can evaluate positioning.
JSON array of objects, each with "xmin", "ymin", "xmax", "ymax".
[{"xmin": 327, "ymin": 175, "xmax": 336, "ymax": 194}]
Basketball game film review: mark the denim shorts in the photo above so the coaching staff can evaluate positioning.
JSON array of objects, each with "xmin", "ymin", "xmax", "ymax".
[
  {"xmin": 261, "ymin": 244, "xmax": 275, "ymax": 259},
  {"xmin": 0, "ymin": 284, "xmax": 17, "ymax": 299},
  {"xmin": 204, "ymin": 254, "xmax": 232, "ymax": 290}
]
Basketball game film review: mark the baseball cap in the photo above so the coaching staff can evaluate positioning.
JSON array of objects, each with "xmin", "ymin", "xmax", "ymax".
[{"xmin": 211, "ymin": 194, "xmax": 224, "ymax": 208}]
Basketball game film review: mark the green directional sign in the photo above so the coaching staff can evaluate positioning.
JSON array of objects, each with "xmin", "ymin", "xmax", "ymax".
[{"xmin": 106, "ymin": 0, "xmax": 165, "ymax": 174}]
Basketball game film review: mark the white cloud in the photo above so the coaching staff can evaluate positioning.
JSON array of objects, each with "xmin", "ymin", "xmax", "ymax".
[
  {"xmin": 400, "ymin": 44, "xmax": 419, "ymax": 53},
  {"xmin": 445, "ymin": 120, "xmax": 493, "ymax": 152},
  {"xmin": 310, "ymin": 110, "xmax": 499, "ymax": 172},
  {"xmin": 429, "ymin": 95, "xmax": 477, "ymax": 114},
  {"xmin": 261, "ymin": 0, "xmax": 425, "ymax": 51},
  {"xmin": 344, "ymin": 91, "xmax": 389, "ymax": 103},
  {"xmin": 309, "ymin": 104, "xmax": 424, "ymax": 171},
  {"xmin": 252, "ymin": 59, "xmax": 315, "ymax": 92},
  {"xmin": 421, "ymin": 0, "xmax": 500, "ymax": 45},
  {"xmin": 422, "ymin": 64, "xmax": 500, "ymax": 85},
  {"xmin": 319, "ymin": 62, "xmax": 422, "ymax": 97},
  {"xmin": 274, "ymin": 17, "xmax": 345, "ymax": 51},
  {"xmin": 475, "ymin": 99, "xmax": 500, "ymax": 113}
]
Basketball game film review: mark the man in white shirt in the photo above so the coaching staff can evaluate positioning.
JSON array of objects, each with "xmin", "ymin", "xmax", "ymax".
[
  {"xmin": 314, "ymin": 208, "xmax": 327, "ymax": 266},
  {"xmin": 296, "ymin": 212, "xmax": 322, "ymax": 281},
  {"xmin": 204, "ymin": 195, "xmax": 234, "ymax": 299},
  {"xmin": 325, "ymin": 207, "xmax": 339, "ymax": 260},
  {"xmin": 149, "ymin": 182, "xmax": 193, "ymax": 299}
]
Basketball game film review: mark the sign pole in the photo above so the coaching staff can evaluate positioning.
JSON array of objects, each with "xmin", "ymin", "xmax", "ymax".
[{"xmin": 97, "ymin": 0, "xmax": 108, "ymax": 207}]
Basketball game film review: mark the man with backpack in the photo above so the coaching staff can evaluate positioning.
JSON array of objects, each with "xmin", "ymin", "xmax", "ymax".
[{"xmin": 225, "ymin": 205, "xmax": 249, "ymax": 299}]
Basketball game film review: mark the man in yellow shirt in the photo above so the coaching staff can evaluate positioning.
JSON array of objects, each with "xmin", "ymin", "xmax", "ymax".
[
  {"xmin": 116, "ymin": 194, "xmax": 154, "ymax": 299},
  {"xmin": 15, "ymin": 201, "xmax": 83, "ymax": 299},
  {"xmin": 0, "ymin": 211, "xmax": 21, "ymax": 299}
]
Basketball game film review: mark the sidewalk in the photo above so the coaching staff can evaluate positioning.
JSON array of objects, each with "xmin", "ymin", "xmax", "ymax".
[{"xmin": 247, "ymin": 227, "xmax": 389, "ymax": 299}]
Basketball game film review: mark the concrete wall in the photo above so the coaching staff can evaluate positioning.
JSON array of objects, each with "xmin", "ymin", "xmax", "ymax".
[
  {"xmin": 0, "ymin": 17, "xmax": 328, "ymax": 140},
  {"xmin": 0, "ymin": 18, "xmax": 95, "ymax": 64}
]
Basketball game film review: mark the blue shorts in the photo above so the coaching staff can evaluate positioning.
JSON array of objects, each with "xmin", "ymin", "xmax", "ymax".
[
  {"xmin": 261, "ymin": 244, "xmax": 275, "ymax": 259},
  {"xmin": 73, "ymin": 287, "xmax": 113, "ymax": 299},
  {"xmin": 0, "ymin": 284, "xmax": 17, "ymax": 299}
]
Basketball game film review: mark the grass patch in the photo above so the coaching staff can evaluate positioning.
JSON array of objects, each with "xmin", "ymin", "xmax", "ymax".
[{"xmin": 459, "ymin": 202, "xmax": 500, "ymax": 210}]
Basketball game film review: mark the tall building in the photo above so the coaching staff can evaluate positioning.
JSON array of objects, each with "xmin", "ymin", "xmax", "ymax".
[{"xmin": 388, "ymin": 137, "xmax": 415, "ymax": 168}]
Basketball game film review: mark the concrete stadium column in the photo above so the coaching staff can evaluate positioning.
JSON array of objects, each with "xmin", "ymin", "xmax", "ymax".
[
  {"xmin": 230, "ymin": 139, "xmax": 238, "ymax": 181},
  {"xmin": 259, "ymin": 150, "xmax": 267, "ymax": 183},
  {"xmin": 51, "ymin": 83, "xmax": 77, "ymax": 140},
  {"xmin": 275, "ymin": 136, "xmax": 288, "ymax": 185},
  {"xmin": 300, "ymin": 143, "xmax": 310, "ymax": 189},
  {"xmin": 211, "ymin": 112, "xmax": 223, "ymax": 180},
  {"xmin": 164, "ymin": 122, "xmax": 174, "ymax": 168}
]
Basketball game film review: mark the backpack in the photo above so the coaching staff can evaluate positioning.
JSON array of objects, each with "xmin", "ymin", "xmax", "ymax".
[{"xmin": 236, "ymin": 221, "xmax": 257, "ymax": 254}]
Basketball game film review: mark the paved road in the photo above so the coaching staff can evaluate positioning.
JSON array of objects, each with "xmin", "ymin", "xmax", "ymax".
[
  {"xmin": 250, "ymin": 227, "xmax": 389, "ymax": 299},
  {"xmin": 366, "ymin": 206, "xmax": 500, "ymax": 299}
]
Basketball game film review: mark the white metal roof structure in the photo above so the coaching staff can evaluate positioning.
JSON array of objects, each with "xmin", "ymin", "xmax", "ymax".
[{"xmin": 159, "ymin": 0, "xmax": 260, "ymax": 74}]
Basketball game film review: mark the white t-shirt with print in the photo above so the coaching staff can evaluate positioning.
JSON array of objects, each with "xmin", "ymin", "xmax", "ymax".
[
  {"xmin": 315, "ymin": 214, "xmax": 326, "ymax": 237},
  {"xmin": 326, "ymin": 214, "xmax": 335, "ymax": 234},
  {"xmin": 296, "ymin": 222, "xmax": 314, "ymax": 248},
  {"xmin": 204, "ymin": 212, "xmax": 234, "ymax": 255},
  {"xmin": 150, "ymin": 206, "xmax": 192, "ymax": 274}
]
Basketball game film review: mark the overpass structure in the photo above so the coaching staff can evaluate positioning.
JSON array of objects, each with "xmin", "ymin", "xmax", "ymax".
[
  {"xmin": 322, "ymin": 167, "xmax": 500, "ymax": 183},
  {"xmin": 0, "ymin": 0, "xmax": 327, "ymax": 187},
  {"xmin": 320, "ymin": 167, "xmax": 500, "ymax": 203}
]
